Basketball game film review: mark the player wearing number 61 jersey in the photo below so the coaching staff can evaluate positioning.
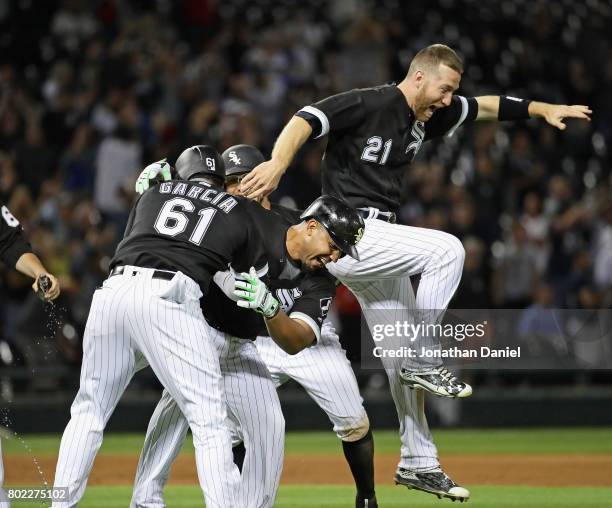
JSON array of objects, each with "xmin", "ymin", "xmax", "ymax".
[
  {"xmin": 52, "ymin": 145, "xmax": 268, "ymax": 508},
  {"xmin": 129, "ymin": 149, "xmax": 367, "ymax": 508},
  {"xmin": 111, "ymin": 152, "xmax": 263, "ymax": 289}
]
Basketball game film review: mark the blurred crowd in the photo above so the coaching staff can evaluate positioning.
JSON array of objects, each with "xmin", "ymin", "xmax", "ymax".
[{"xmin": 0, "ymin": 0, "xmax": 611, "ymax": 380}]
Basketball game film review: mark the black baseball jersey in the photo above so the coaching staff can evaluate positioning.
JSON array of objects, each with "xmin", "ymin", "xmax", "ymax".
[
  {"xmin": 296, "ymin": 84, "xmax": 478, "ymax": 213},
  {"xmin": 203, "ymin": 201, "xmax": 336, "ymax": 341},
  {"xmin": 269, "ymin": 202, "xmax": 302, "ymax": 224},
  {"xmin": 0, "ymin": 203, "xmax": 31, "ymax": 267},
  {"xmin": 110, "ymin": 180, "xmax": 267, "ymax": 293}
]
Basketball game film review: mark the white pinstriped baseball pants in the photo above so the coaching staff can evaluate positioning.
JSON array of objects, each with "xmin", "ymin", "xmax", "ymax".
[
  {"xmin": 51, "ymin": 267, "xmax": 240, "ymax": 508},
  {"xmin": 327, "ymin": 218, "xmax": 465, "ymax": 470},
  {"xmin": 131, "ymin": 335, "xmax": 284, "ymax": 508},
  {"xmin": 255, "ymin": 321, "xmax": 368, "ymax": 441}
]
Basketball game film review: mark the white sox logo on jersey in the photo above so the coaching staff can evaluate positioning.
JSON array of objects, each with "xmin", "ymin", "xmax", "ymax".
[
  {"xmin": 319, "ymin": 297, "xmax": 332, "ymax": 322},
  {"xmin": 405, "ymin": 121, "xmax": 425, "ymax": 160},
  {"xmin": 276, "ymin": 287, "xmax": 303, "ymax": 312},
  {"xmin": 228, "ymin": 151, "xmax": 241, "ymax": 165}
]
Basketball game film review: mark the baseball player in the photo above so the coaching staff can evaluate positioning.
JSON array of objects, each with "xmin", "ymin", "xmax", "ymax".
[
  {"xmin": 130, "ymin": 167, "xmax": 364, "ymax": 507},
  {"xmin": 51, "ymin": 145, "xmax": 271, "ymax": 508},
  {"xmin": 133, "ymin": 145, "xmax": 378, "ymax": 508},
  {"xmin": 227, "ymin": 145, "xmax": 377, "ymax": 508},
  {"xmin": 239, "ymin": 44, "xmax": 591, "ymax": 501},
  {"xmin": 0, "ymin": 202, "xmax": 60, "ymax": 490}
]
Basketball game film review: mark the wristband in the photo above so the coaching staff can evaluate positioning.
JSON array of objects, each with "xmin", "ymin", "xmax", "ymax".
[
  {"xmin": 262, "ymin": 293, "xmax": 280, "ymax": 319},
  {"xmin": 498, "ymin": 96, "xmax": 531, "ymax": 121}
]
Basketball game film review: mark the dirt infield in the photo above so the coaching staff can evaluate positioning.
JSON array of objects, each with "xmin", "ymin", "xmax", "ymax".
[{"xmin": 5, "ymin": 453, "xmax": 612, "ymax": 487}]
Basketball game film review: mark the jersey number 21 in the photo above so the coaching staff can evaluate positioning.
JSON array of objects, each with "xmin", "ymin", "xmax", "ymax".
[{"xmin": 361, "ymin": 136, "xmax": 392, "ymax": 164}]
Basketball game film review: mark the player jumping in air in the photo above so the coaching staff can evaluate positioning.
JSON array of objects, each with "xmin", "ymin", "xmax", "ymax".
[{"xmin": 239, "ymin": 44, "xmax": 591, "ymax": 501}]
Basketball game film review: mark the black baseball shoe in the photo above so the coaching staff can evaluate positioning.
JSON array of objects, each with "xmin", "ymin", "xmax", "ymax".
[
  {"xmin": 399, "ymin": 366, "xmax": 472, "ymax": 398},
  {"xmin": 356, "ymin": 494, "xmax": 378, "ymax": 507},
  {"xmin": 395, "ymin": 467, "xmax": 470, "ymax": 502}
]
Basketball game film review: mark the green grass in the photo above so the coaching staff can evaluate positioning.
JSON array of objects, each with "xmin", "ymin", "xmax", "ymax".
[
  {"xmin": 286, "ymin": 427, "xmax": 612, "ymax": 454},
  {"xmin": 5, "ymin": 428, "xmax": 612, "ymax": 455},
  {"xmin": 8, "ymin": 485, "xmax": 612, "ymax": 508},
  {"xmin": 5, "ymin": 429, "xmax": 612, "ymax": 507}
]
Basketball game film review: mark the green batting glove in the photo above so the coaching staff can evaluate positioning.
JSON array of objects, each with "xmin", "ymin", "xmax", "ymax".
[
  {"xmin": 135, "ymin": 159, "xmax": 172, "ymax": 194},
  {"xmin": 234, "ymin": 267, "xmax": 280, "ymax": 319}
]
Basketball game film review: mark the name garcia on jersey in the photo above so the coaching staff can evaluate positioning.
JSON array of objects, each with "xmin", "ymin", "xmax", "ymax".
[{"xmin": 158, "ymin": 181, "xmax": 237, "ymax": 213}]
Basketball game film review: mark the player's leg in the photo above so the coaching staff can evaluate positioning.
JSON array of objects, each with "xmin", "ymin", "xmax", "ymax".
[
  {"xmin": 274, "ymin": 322, "xmax": 376, "ymax": 507},
  {"xmin": 328, "ymin": 218, "xmax": 464, "ymax": 303},
  {"xmin": 351, "ymin": 275, "xmax": 470, "ymax": 501},
  {"xmin": 129, "ymin": 271, "xmax": 240, "ymax": 508},
  {"xmin": 130, "ymin": 382, "xmax": 252, "ymax": 506},
  {"xmin": 132, "ymin": 335, "xmax": 283, "ymax": 508},
  {"xmin": 52, "ymin": 278, "xmax": 141, "ymax": 507},
  {"xmin": 347, "ymin": 275, "xmax": 440, "ymax": 467},
  {"xmin": 328, "ymin": 218, "xmax": 470, "ymax": 397},
  {"xmin": 131, "ymin": 390, "xmax": 189, "ymax": 508},
  {"xmin": 220, "ymin": 336, "xmax": 285, "ymax": 508},
  {"xmin": 327, "ymin": 217, "xmax": 465, "ymax": 334}
]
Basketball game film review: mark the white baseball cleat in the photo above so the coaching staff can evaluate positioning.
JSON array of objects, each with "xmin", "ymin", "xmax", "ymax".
[{"xmin": 399, "ymin": 366, "xmax": 472, "ymax": 398}]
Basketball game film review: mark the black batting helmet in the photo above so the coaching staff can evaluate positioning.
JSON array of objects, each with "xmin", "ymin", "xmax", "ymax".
[
  {"xmin": 222, "ymin": 144, "xmax": 266, "ymax": 178},
  {"xmin": 300, "ymin": 195, "xmax": 365, "ymax": 261},
  {"xmin": 175, "ymin": 145, "xmax": 225, "ymax": 182}
]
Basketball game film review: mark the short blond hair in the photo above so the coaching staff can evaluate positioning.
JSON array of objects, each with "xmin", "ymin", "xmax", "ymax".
[{"xmin": 407, "ymin": 44, "xmax": 464, "ymax": 76}]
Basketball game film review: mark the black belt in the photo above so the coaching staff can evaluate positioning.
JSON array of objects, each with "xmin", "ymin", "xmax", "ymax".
[
  {"xmin": 109, "ymin": 266, "xmax": 175, "ymax": 281},
  {"xmin": 357, "ymin": 207, "xmax": 397, "ymax": 223}
]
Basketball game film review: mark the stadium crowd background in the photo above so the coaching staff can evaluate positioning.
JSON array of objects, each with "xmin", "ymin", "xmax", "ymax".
[{"xmin": 0, "ymin": 0, "xmax": 611, "ymax": 397}]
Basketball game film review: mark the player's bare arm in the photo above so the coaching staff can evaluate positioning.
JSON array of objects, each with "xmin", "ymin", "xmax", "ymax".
[
  {"xmin": 15, "ymin": 252, "xmax": 60, "ymax": 301},
  {"xmin": 1, "ymin": 203, "xmax": 60, "ymax": 301},
  {"xmin": 264, "ymin": 311, "xmax": 316, "ymax": 354},
  {"xmin": 240, "ymin": 116, "xmax": 312, "ymax": 200},
  {"xmin": 475, "ymin": 95, "xmax": 592, "ymax": 129}
]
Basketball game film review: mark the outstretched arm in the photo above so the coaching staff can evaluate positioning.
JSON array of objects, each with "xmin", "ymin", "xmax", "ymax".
[
  {"xmin": 475, "ymin": 96, "xmax": 592, "ymax": 129},
  {"xmin": 240, "ymin": 116, "xmax": 312, "ymax": 200}
]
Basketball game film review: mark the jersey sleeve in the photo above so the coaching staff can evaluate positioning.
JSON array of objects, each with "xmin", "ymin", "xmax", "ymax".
[
  {"xmin": 0, "ymin": 204, "xmax": 32, "ymax": 267},
  {"xmin": 295, "ymin": 89, "xmax": 368, "ymax": 139},
  {"xmin": 424, "ymin": 95, "xmax": 478, "ymax": 140},
  {"xmin": 289, "ymin": 271, "xmax": 336, "ymax": 342}
]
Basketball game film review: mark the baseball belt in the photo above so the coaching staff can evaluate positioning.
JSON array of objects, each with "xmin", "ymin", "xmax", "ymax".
[
  {"xmin": 357, "ymin": 207, "xmax": 397, "ymax": 223},
  {"xmin": 109, "ymin": 265, "xmax": 175, "ymax": 281}
]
